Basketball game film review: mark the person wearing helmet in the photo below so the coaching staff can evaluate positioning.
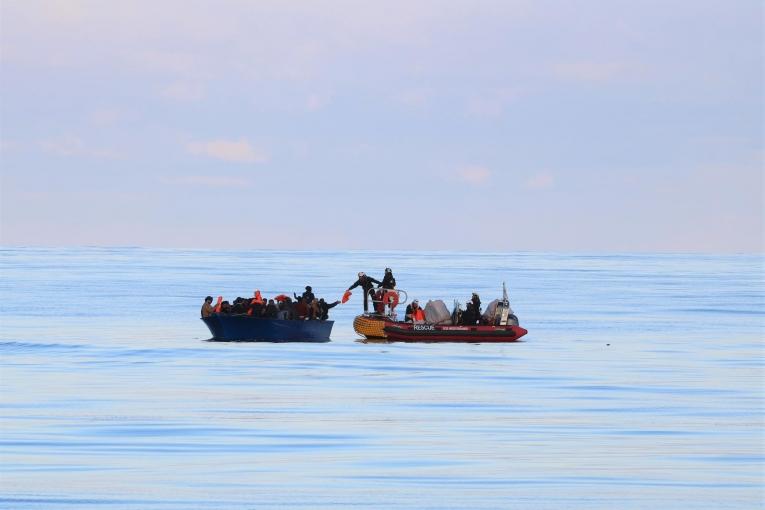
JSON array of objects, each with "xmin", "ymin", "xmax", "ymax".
[
  {"xmin": 381, "ymin": 268, "xmax": 396, "ymax": 290},
  {"xmin": 347, "ymin": 272, "xmax": 382, "ymax": 312}
]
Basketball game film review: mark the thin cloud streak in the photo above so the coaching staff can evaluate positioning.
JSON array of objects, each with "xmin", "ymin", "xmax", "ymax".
[
  {"xmin": 456, "ymin": 166, "xmax": 491, "ymax": 186},
  {"xmin": 186, "ymin": 139, "xmax": 268, "ymax": 164}
]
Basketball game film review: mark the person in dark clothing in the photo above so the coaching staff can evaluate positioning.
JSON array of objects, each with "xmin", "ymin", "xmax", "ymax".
[
  {"xmin": 220, "ymin": 301, "xmax": 231, "ymax": 314},
  {"xmin": 249, "ymin": 300, "xmax": 264, "ymax": 317},
  {"xmin": 462, "ymin": 301, "xmax": 477, "ymax": 325},
  {"xmin": 471, "ymin": 293, "xmax": 482, "ymax": 317},
  {"xmin": 318, "ymin": 298, "xmax": 340, "ymax": 320},
  {"xmin": 381, "ymin": 268, "xmax": 396, "ymax": 290},
  {"xmin": 231, "ymin": 298, "xmax": 248, "ymax": 314},
  {"xmin": 264, "ymin": 299, "xmax": 279, "ymax": 318},
  {"xmin": 296, "ymin": 286, "xmax": 315, "ymax": 304},
  {"xmin": 347, "ymin": 272, "xmax": 382, "ymax": 312}
]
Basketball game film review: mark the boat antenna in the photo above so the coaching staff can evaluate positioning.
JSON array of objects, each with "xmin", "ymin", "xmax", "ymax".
[{"xmin": 502, "ymin": 282, "xmax": 509, "ymax": 305}]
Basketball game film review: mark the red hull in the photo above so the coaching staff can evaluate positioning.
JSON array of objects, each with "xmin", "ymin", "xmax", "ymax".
[{"xmin": 383, "ymin": 323, "xmax": 528, "ymax": 342}]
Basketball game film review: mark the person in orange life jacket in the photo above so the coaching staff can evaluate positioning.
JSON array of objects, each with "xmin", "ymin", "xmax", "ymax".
[
  {"xmin": 381, "ymin": 268, "xmax": 396, "ymax": 290},
  {"xmin": 201, "ymin": 296, "xmax": 215, "ymax": 317},
  {"xmin": 347, "ymin": 272, "xmax": 382, "ymax": 312},
  {"xmin": 405, "ymin": 299, "xmax": 425, "ymax": 322}
]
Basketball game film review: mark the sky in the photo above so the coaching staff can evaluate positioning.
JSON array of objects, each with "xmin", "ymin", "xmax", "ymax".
[{"xmin": 1, "ymin": 0, "xmax": 762, "ymax": 252}]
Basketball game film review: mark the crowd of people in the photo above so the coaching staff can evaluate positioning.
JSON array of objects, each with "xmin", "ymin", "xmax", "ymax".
[{"xmin": 201, "ymin": 286, "xmax": 339, "ymax": 321}]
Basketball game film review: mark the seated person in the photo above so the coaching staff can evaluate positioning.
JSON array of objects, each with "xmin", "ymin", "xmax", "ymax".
[
  {"xmin": 231, "ymin": 298, "xmax": 248, "ymax": 314},
  {"xmin": 294, "ymin": 296, "xmax": 309, "ymax": 319},
  {"xmin": 201, "ymin": 296, "xmax": 215, "ymax": 318},
  {"xmin": 264, "ymin": 299, "xmax": 279, "ymax": 318},
  {"xmin": 405, "ymin": 300, "xmax": 425, "ymax": 322}
]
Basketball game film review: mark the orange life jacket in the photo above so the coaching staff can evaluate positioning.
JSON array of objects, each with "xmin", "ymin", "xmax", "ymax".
[
  {"xmin": 213, "ymin": 296, "xmax": 223, "ymax": 313},
  {"xmin": 412, "ymin": 308, "xmax": 425, "ymax": 321},
  {"xmin": 247, "ymin": 291, "xmax": 263, "ymax": 315},
  {"xmin": 253, "ymin": 290, "xmax": 263, "ymax": 304}
]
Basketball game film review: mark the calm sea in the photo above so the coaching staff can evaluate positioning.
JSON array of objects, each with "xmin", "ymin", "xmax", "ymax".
[{"xmin": 1, "ymin": 248, "xmax": 763, "ymax": 509}]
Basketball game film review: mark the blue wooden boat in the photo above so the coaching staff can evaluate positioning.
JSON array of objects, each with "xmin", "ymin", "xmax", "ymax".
[{"xmin": 201, "ymin": 315, "xmax": 333, "ymax": 342}]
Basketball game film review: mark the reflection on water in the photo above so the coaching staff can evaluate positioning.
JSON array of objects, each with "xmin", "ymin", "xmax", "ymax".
[{"xmin": 0, "ymin": 248, "xmax": 763, "ymax": 509}]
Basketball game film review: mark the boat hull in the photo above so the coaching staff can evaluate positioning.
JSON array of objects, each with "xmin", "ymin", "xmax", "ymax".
[
  {"xmin": 202, "ymin": 315, "xmax": 333, "ymax": 342},
  {"xmin": 353, "ymin": 314, "xmax": 388, "ymax": 339},
  {"xmin": 383, "ymin": 323, "xmax": 527, "ymax": 342}
]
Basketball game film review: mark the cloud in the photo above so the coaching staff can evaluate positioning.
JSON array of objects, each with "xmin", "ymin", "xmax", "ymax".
[
  {"xmin": 159, "ymin": 175, "xmax": 251, "ymax": 188},
  {"xmin": 525, "ymin": 173, "xmax": 554, "ymax": 190},
  {"xmin": 456, "ymin": 166, "xmax": 491, "ymax": 186},
  {"xmin": 186, "ymin": 139, "xmax": 267, "ymax": 164},
  {"xmin": 39, "ymin": 135, "xmax": 121, "ymax": 159}
]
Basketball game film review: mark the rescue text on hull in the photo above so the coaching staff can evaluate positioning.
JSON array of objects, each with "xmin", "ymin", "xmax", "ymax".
[
  {"xmin": 384, "ymin": 322, "xmax": 527, "ymax": 342},
  {"xmin": 202, "ymin": 315, "xmax": 333, "ymax": 342}
]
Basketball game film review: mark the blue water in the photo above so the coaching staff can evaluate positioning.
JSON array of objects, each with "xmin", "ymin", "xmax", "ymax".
[{"xmin": 1, "ymin": 248, "xmax": 763, "ymax": 509}]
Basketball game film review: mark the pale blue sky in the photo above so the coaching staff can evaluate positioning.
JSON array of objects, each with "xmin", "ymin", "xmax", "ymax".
[{"xmin": 1, "ymin": 0, "xmax": 762, "ymax": 252}]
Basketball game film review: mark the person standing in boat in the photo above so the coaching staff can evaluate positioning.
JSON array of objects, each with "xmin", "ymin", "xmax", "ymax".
[
  {"xmin": 347, "ymin": 272, "xmax": 382, "ymax": 312},
  {"xmin": 295, "ymin": 286, "xmax": 315, "ymax": 304},
  {"xmin": 471, "ymin": 293, "xmax": 482, "ymax": 317},
  {"xmin": 381, "ymin": 268, "xmax": 396, "ymax": 290},
  {"xmin": 462, "ymin": 301, "xmax": 477, "ymax": 325},
  {"xmin": 201, "ymin": 296, "xmax": 215, "ymax": 317}
]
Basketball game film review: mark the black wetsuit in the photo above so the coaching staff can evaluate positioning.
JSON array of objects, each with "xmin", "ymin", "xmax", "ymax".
[
  {"xmin": 462, "ymin": 303, "xmax": 477, "ymax": 325},
  {"xmin": 381, "ymin": 273, "xmax": 396, "ymax": 290},
  {"xmin": 471, "ymin": 295, "xmax": 482, "ymax": 317},
  {"xmin": 348, "ymin": 276, "xmax": 382, "ymax": 312}
]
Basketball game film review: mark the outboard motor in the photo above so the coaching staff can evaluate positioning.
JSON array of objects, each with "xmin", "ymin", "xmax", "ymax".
[
  {"xmin": 452, "ymin": 300, "xmax": 463, "ymax": 326},
  {"xmin": 496, "ymin": 282, "xmax": 513, "ymax": 326}
]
